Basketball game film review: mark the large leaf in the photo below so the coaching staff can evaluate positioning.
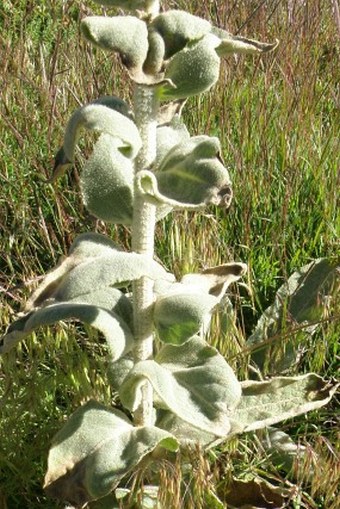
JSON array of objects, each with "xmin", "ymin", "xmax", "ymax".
[
  {"xmin": 247, "ymin": 258, "xmax": 340, "ymax": 373},
  {"xmin": 51, "ymin": 99, "xmax": 141, "ymax": 182},
  {"xmin": 81, "ymin": 134, "xmax": 134, "ymax": 224},
  {"xmin": 0, "ymin": 302, "xmax": 133, "ymax": 360},
  {"xmin": 22, "ymin": 233, "xmax": 173, "ymax": 309},
  {"xmin": 44, "ymin": 400, "xmax": 178, "ymax": 506},
  {"xmin": 119, "ymin": 336, "xmax": 242, "ymax": 437},
  {"xmin": 81, "ymin": 16, "xmax": 148, "ymax": 75},
  {"xmin": 229, "ymin": 375, "xmax": 339, "ymax": 434}
]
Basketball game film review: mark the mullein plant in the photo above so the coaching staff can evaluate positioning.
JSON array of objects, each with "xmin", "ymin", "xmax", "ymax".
[{"xmin": 0, "ymin": 1, "xmax": 337, "ymax": 507}]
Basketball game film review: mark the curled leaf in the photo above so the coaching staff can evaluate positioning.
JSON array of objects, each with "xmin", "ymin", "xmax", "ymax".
[
  {"xmin": 81, "ymin": 134, "xmax": 134, "ymax": 224},
  {"xmin": 181, "ymin": 262, "xmax": 247, "ymax": 300},
  {"xmin": 0, "ymin": 302, "xmax": 133, "ymax": 361},
  {"xmin": 50, "ymin": 100, "xmax": 141, "ymax": 183},
  {"xmin": 81, "ymin": 16, "xmax": 148, "ymax": 74},
  {"xmin": 162, "ymin": 34, "xmax": 221, "ymax": 100},
  {"xmin": 44, "ymin": 400, "xmax": 178, "ymax": 506},
  {"xmin": 151, "ymin": 10, "xmax": 211, "ymax": 59}
]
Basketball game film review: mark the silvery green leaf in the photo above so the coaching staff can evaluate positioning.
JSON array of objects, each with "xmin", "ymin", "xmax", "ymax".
[
  {"xmin": 67, "ymin": 287, "xmax": 133, "ymax": 328},
  {"xmin": 136, "ymin": 170, "xmax": 204, "ymax": 210},
  {"xmin": 247, "ymin": 258, "xmax": 340, "ymax": 373},
  {"xmin": 229, "ymin": 375, "xmax": 339, "ymax": 434},
  {"xmin": 155, "ymin": 116, "xmax": 190, "ymax": 168},
  {"xmin": 181, "ymin": 262, "xmax": 247, "ymax": 301},
  {"xmin": 0, "ymin": 303, "xmax": 133, "ymax": 360},
  {"xmin": 54, "ymin": 251, "xmax": 171, "ymax": 301},
  {"xmin": 162, "ymin": 34, "xmax": 221, "ymax": 100},
  {"xmin": 156, "ymin": 135, "xmax": 232, "ymax": 207},
  {"xmin": 81, "ymin": 16, "xmax": 148, "ymax": 73},
  {"xmin": 156, "ymin": 410, "xmax": 217, "ymax": 445},
  {"xmin": 154, "ymin": 292, "xmax": 218, "ymax": 344},
  {"xmin": 120, "ymin": 336, "xmax": 241, "ymax": 436},
  {"xmin": 108, "ymin": 353, "xmax": 134, "ymax": 392},
  {"xmin": 81, "ymin": 134, "xmax": 134, "ymax": 225},
  {"xmin": 50, "ymin": 100, "xmax": 141, "ymax": 183},
  {"xmin": 151, "ymin": 10, "xmax": 211, "ymax": 59},
  {"xmin": 212, "ymin": 27, "xmax": 279, "ymax": 55},
  {"xmin": 44, "ymin": 400, "xmax": 178, "ymax": 506},
  {"xmin": 21, "ymin": 233, "xmax": 173, "ymax": 311}
]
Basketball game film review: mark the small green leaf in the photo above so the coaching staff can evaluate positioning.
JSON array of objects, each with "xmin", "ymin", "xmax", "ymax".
[
  {"xmin": 154, "ymin": 292, "xmax": 218, "ymax": 344},
  {"xmin": 44, "ymin": 401, "xmax": 178, "ymax": 506},
  {"xmin": 152, "ymin": 10, "xmax": 211, "ymax": 59},
  {"xmin": 81, "ymin": 16, "xmax": 148, "ymax": 74},
  {"xmin": 230, "ymin": 374, "xmax": 339, "ymax": 434},
  {"xmin": 120, "ymin": 336, "xmax": 242, "ymax": 437},
  {"xmin": 162, "ymin": 34, "xmax": 221, "ymax": 100},
  {"xmin": 81, "ymin": 134, "xmax": 134, "ymax": 224}
]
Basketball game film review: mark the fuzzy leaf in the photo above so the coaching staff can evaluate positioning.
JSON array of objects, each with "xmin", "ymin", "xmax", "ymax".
[
  {"xmin": 181, "ymin": 262, "xmax": 247, "ymax": 300},
  {"xmin": 156, "ymin": 410, "xmax": 216, "ymax": 445},
  {"xmin": 152, "ymin": 10, "xmax": 211, "ymax": 59},
  {"xmin": 0, "ymin": 303, "xmax": 133, "ymax": 360},
  {"xmin": 120, "ymin": 336, "xmax": 241, "ymax": 436},
  {"xmin": 155, "ymin": 116, "xmax": 190, "ymax": 168},
  {"xmin": 81, "ymin": 16, "xmax": 148, "ymax": 74},
  {"xmin": 156, "ymin": 135, "xmax": 232, "ymax": 207},
  {"xmin": 162, "ymin": 34, "xmax": 221, "ymax": 100},
  {"xmin": 19, "ymin": 233, "xmax": 173, "ymax": 310},
  {"xmin": 215, "ymin": 33, "xmax": 279, "ymax": 56},
  {"xmin": 81, "ymin": 134, "xmax": 134, "ymax": 224},
  {"xmin": 154, "ymin": 292, "xmax": 218, "ymax": 344},
  {"xmin": 230, "ymin": 375, "xmax": 339, "ymax": 434},
  {"xmin": 248, "ymin": 258, "xmax": 340, "ymax": 373},
  {"xmin": 44, "ymin": 400, "xmax": 178, "ymax": 506},
  {"xmin": 51, "ymin": 100, "xmax": 141, "ymax": 184}
]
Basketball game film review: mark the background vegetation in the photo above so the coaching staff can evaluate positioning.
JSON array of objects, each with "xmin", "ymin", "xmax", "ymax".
[{"xmin": 0, "ymin": 0, "xmax": 339, "ymax": 507}]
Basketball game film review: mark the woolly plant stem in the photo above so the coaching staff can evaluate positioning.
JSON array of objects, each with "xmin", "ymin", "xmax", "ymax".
[{"xmin": 131, "ymin": 84, "xmax": 159, "ymax": 426}]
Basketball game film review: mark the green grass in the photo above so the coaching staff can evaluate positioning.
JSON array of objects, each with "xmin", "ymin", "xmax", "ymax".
[{"xmin": 1, "ymin": 0, "xmax": 339, "ymax": 507}]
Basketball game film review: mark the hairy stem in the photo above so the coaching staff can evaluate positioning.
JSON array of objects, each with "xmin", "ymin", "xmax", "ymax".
[{"xmin": 132, "ymin": 85, "xmax": 159, "ymax": 426}]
